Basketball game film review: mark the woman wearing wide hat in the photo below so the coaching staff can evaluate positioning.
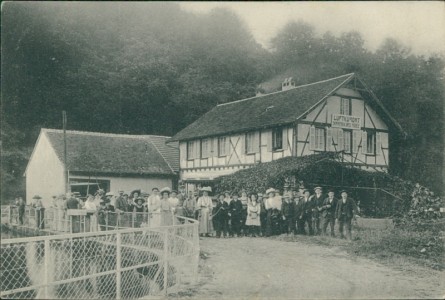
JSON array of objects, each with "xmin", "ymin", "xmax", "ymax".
[
  {"xmin": 197, "ymin": 187, "xmax": 213, "ymax": 237},
  {"xmin": 160, "ymin": 187, "xmax": 174, "ymax": 226}
]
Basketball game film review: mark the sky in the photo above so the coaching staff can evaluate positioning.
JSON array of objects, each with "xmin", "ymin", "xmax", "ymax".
[{"xmin": 180, "ymin": 1, "xmax": 445, "ymax": 55}]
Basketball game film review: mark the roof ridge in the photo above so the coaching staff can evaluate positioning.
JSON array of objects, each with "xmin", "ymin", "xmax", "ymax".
[
  {"xmin": 147, "ymin": 137, "xmax": 175, "ymax": 173},
  {"xmin": 42, "ymin": 128, "xmax": 171, "ymax": 139},
  {"xmin": 217, "ymin": 73, "xmax": 355, "ymax": 107}
]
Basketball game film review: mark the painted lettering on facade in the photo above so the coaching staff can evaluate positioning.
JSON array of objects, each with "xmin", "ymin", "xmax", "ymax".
[{"xmin": 331, "ymin": 114, "xmax": 361, "ymax": 129}]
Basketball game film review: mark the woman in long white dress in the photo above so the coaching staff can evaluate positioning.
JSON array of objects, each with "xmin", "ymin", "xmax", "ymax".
[
  {"xmin": 197, "ymin": 187, "xmax": 213, "ymax": 237},
  {"xmin": 84, "ymin": 194, "xmax": 98, "ymax": 232},
  {"xmin": 148, "ymin": 188, "xmax": 161, "ymax": 227}
]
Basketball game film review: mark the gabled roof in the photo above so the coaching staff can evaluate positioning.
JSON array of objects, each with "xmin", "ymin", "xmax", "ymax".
[
  {"xmin": 170, "ymin": 73, "xmax": 405, "ymax": 142},
  {"xmin": 170, "ymin": 73, "xmax": 354, "ymax": 142},
  {"xmin": 29, "ymin": 129, "xmax": 179, "ymax": 176}
]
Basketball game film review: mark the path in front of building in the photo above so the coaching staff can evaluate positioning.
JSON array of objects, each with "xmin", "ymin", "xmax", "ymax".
[{"xmin": 184, "ymin": 237, "xmax": 444, "ymax": 299}]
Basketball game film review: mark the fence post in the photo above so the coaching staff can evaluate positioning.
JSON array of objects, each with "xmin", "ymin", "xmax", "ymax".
[
  {"xmin": 44, "ymin": 239, "xmax": 51, "ymax": 298},
  {"xmin": 8, "ymin": 206, "xmax": 11, "ymax": 224},
  {"xmin": 164, "ymin": 228, "xmax": 169, "ymax": 295},
  {"xmin": 192, "ymin": 223, "xmax": 199, "ymax": 284},
  {"xmin": 116, "ymin": 232, "xmax": 122, "ymax": 299}
]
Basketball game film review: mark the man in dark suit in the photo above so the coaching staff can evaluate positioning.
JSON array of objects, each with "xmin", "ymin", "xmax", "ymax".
[
  {"xmin": 229, "ymin": 194, "xmax": 243, "ymax": 237},
  {"xmin": 297, "ymin": 189, "xmax": 313, "ymax": 235},
  {"xmin": 320, "ymin": 189, "xmax": 338, "ymax": 237},
  {"xmin": 281, "ymin": 192, "xmax": 295, "ymax": 235},
  {"xmin": 335, "ymin": 190, "xmax": 359, "ymax": 240},
  {"xmin": 213, "ymin": 194, "xmax": 230, "ymax": 238},
  {"xmin": 310, "ymin": 186, "xmax": 325, "ymax": 235}
]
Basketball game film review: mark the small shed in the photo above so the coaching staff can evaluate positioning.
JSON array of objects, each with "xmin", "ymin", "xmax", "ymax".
[{"xmin": 24, "ymin": 128, "xmax": 179, "ymax": 207}]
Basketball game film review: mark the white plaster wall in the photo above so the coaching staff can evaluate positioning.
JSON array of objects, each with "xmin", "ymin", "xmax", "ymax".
[
  {"xmin": 26, "ymin": 133, "xmax": 66, "ymax": 207},
  {"xmin": 70, "ymin": 175, "xmax": 172, "ymax": 194}
]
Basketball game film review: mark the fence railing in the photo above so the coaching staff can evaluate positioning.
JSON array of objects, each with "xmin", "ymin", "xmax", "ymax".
[
  {"xmin": 1, "ymin": 206, "xmax": 200, "ymax": 299},
  {"xmin": 1, "ymin": 206, "xmax": 184, "ymax": 234}
]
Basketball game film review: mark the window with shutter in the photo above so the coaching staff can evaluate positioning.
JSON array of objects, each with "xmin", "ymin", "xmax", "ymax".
[
  {"xmin": 365, "ymin": 131, "xmax": 376, "ymax": 155},
  {"xmin": 267, "ymin": 130, "xmax": 273, "ymax": 152},
  {"xmin": 337, "ymin": 128, "xmax": 343, "ymax": 151},
  {"xmin": 245, "ymin": 132, "xmax": 256, "ymax": 154},
  {"xmin": 253, "ymin": 131, "xmax": 260, "ymax": 153},
  {"xmin": 314, "ymin": 127, "xmax": 325, "ymax": 151},
  {"xmin": 343, "ymin": 130, "xmax": 352, "ymax": 153},
  {"xmin": 326, "ymin": 127, "xmax": 332, "ymax": 151},
  {"xmin": 352, "ymin": 131, "xmax": 360, "ymax": 153},
  {"xmin": 195, "ymin": 140, "xmax": 200, "ymax": 159},
  {"xmin": 218, "ymin": 137, "xmax": 227, "ymax": 157},
  {"xmin": 272, "ymin": 127, "xmax": 283, "ymax": 150},
  {"xmin": 361, "ymin": 131, "xmax": 368, "ymax": 154},
  {"xmin": 309, "ymin": 127, "xmax": 316, "ymax": 150},
  {"xmin": 187, "ymin": 141, "xmax": 194, "ymax": 160},
  {"xmin": 201, "ymin": 138, "xmax": 209, "ymax": 158},
  {"xmin": 282, "ymin": 128, "xmax": 288, "ymax": 150},
  {"xmin": 341, "ymin": 98, "xmax": 351, "ymax": 115},
  {"xmin": 376, "ymin": 132, "xmax": 381, "ymax": 155}
]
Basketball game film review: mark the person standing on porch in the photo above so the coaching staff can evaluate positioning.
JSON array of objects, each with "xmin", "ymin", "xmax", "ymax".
[{"xmin": 197, "ymin": 187, "xmax": 213, "ymax": 237}]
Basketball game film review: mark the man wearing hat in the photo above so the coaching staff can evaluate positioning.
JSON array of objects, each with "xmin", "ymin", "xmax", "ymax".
[
  {"xmin": 297, "ymin": 189, "xmax": 314, "ymax": 235},
  {"xmin": 183, "ymin": 191, "xmax": 197, "ymax": 220},
  {"xmin": 115, "ymin": 191, "xmax": 129, "ymax": 213},
  {"xmin": 197, "ymin": 187, "xmax": 213, "ymax": 237},
  {"xmin": 229, "ymin": 192, "xmax": 242, "ymax": 237},
  {"xmin": 335, "ymin": 190, "xmax": 359, "ymax": 240},
  {"xmin": 310, "ymin": 186, "xmax": 325, "ymax": 235},
  {"xmin": 32, "ymin": 195, "xmax": 44, "ymax": 229},
  {"xmin": 281, "ymin": 192, "xmax": 295, "ymax": 235},
  {"xmin": 320, "ymin": 189, "xmax": 338, "ymax": 237}
]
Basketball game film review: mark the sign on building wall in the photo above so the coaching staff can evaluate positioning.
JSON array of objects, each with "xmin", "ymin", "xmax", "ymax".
[{"xmin": 331, "ymin": 114, "xmax": 361, "ymax": 129}]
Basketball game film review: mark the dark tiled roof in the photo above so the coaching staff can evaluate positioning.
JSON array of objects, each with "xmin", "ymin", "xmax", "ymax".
[
  {"xmin": 171, "ymin": 73, "xmax": 354, "ymax": 141},
  {"xmin": 44, "ymin": 129, "xmax": 178, "ymax": 176}
]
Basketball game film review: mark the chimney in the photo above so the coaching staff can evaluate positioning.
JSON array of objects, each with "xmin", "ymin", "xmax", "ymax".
[{"xmin": 282, "ymin": 77, "xmax": 296, "ymax": 91}]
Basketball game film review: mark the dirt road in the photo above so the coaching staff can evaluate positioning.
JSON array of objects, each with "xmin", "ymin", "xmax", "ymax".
[{"xmin": 187, "ymin": 237, "xmax": 444, "ymax": 299}]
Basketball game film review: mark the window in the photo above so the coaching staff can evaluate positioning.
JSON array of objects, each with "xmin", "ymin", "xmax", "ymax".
[
  {"xmin": 341, "ymin": 98, "xmax": 351, "ymax": 115},
  {"xmin": 245, "ymin": 132, "xmax": 255, "ymax": 154},
  {"xmin": 187, "ymin": 141, "xmax": 194, "ymax": 160},
  {"xmin": 272, "ymin": 128, "xmax": 283, "ymax": 150},
  {"xmin": 343, "ymin": 130, "xmax": 352, "ymax": 153},
  {"xmin": 314, "ymin": 127, "xmax": 325, "ymax": 150},
  {"xmin": 187, "ymin": 140, "xmax": 200, "ymax": 160},
  {"xmin": 218, "ymin": 137, "xmax": 227, "ymax": 157},
  {"xmin": 366, "ymin": 131, "xmax": 376, "ymax": 154},
  {"xmin": 201, "ymin": 138, "xmax": 209, "ymax": 158}
]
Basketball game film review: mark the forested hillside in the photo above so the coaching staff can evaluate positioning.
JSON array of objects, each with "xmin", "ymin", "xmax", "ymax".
[{"xmin": 2, "ymin": 2, "xmax": 443, "ymax": 200}]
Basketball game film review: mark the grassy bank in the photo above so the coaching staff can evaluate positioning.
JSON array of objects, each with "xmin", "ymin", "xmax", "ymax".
[{"xmin": 272, "ymin": 220, "xmax": 444, "ymax": 271}]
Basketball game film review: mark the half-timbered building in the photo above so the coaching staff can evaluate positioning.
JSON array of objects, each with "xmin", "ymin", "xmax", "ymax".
[{"xmin": 169, "ymin": 73, "xmax": 405, "ymax": 191}]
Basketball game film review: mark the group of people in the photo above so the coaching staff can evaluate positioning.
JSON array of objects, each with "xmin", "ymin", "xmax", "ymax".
[
  {"xmin": 12, "ymin": 184, "xmax": 359, "ymax": 239},
  {"xmin": 189, "ymin": 185, "xmax": 360, "ymax": 240}
]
